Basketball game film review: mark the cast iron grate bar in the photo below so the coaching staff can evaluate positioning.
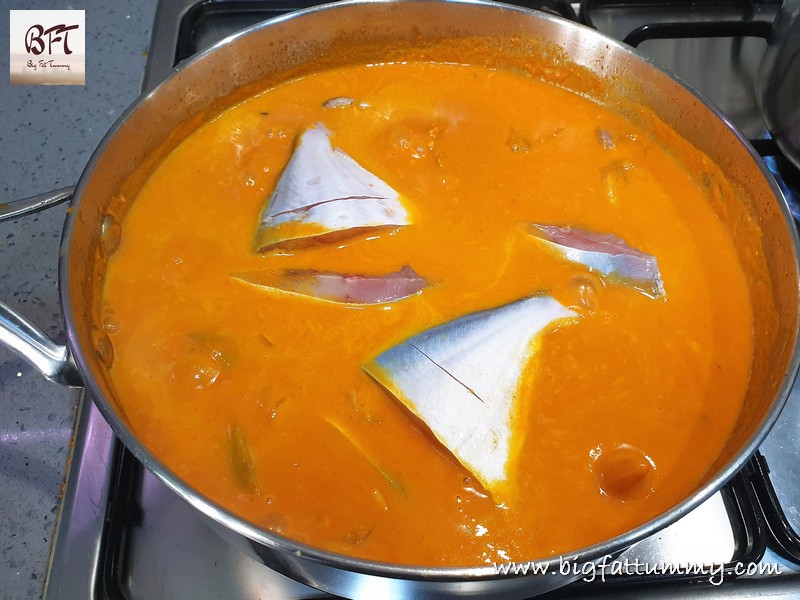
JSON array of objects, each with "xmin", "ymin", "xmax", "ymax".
[
  {"xmin": 725, "ymin": 461, "xmax": 769, "ymax": 567},
  {"xmin": 95, "ymin": 442, "xmax": 142, "ymax": 600},
  {"xmin": 621, "ymin": 20, "xmax": 772, "ymax": 47},
  {"xmin": 578, "ymin": 0, "xmax": 779, "ymax": 29},
  {"xmin": 746, "ymin": 452, "xmax": 800, "ymax": 566},
  {"xmin": 752, "ymin": 138, "xmax": 780, "ymax": 156}
]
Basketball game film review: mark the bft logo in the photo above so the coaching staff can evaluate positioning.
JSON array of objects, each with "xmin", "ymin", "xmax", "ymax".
[
  {"xmin": 10, "ymin": 10, "xmax": 85, "ymax": 85},
  {"xmin": 25, "ymin": 23, "xmax": 80, "ymax": 56}
]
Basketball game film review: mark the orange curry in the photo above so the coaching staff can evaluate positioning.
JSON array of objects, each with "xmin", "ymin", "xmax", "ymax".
[{"xmin": 101, "ymin": 60, "xmax": 753, "ymax": 566}]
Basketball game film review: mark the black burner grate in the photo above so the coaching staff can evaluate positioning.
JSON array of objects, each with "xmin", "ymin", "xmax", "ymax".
[
  {"xmin": 579, "ymin": 0, "xmax": 781, "ymax": 29},
  {"xmin": 748, "ymin": 453, "xmax": 800, "ymax": 567}
]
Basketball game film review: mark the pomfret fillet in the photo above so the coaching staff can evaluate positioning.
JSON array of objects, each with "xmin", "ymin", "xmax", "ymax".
[
  {"xmin": 527, "ymin": 224, "xmax": 665, "ymax": 299},
  {"xmin": 232, "ymin": 266, "xmax": 427, "ymax": 305},
  {"xmin": 364, "ymin": 295, "xmax": 576, "ymax": 497},
  {"xmin": 255, "ymin": 124, "xmax": 409, "ymax": 251}
]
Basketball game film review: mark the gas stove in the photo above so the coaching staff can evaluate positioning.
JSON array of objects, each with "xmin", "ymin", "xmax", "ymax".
[{"xmin": 42, "ymin": 1, "xmax": 800, "ymax": 598}]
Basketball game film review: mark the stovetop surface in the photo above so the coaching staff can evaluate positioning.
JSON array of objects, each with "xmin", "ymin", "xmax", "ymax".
[{"xmin": 43, "ymin": 1, "xmax": 800, "ymax": 598}]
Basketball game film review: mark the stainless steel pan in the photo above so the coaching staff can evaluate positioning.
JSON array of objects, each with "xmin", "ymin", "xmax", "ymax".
[{"xmin": 2, "ymin": 1, "xmax": 799, "ymax": 597}]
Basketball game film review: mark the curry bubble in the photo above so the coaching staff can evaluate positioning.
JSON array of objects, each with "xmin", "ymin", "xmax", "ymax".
[
  {"xmin": 174, "ymin": 346, "xmax": 221, "ymax": 389},
  {"xmin": 103, "ymin": 314, "xmax": 120, "ymax": 334},
  {"xmin": 373, "ymin": 489, "xmax": 388, "ymax": 511},
  {"xmin": 269, "ymin": 398, "xmax": 287, "ymax": 420},
  {"xmin": 323, "ymin": 97, "xmax": 354, "ymax": 109},
  {"xmin": 266, "ymin": 127, "xmax": 288, "ymax": 140},
  {"xmin": 94, "ymin": 330, "xmax": 114, "ymax": 368},
  {"xmin": 592, "ymin": 444, "xmax": 656, "ymax": 501},
  {"xmin": 596, "ymin": 128, "xmax": 615, "ymax": 150},
  {"xmin": 506, "ymin": 130, "xmax": 531, "ymax": 153},
  {"xmin": 602, "ymin": 161, "xmax": 635, "ymax": 204},
  {"xmin": 389, "ymin": 119, "xmax": 442, "ymax": 161},
  {"xmin": 345, "ymin": 525, "xmax": 374, "ymax": 546},
  {"xmin": 262, "ymin": 512, "xmax": 289, "ymax": 535},
  {"xmin": 564, "ymin": 273, "xmax": 604, "ymax": 315},
  {"xmin": 589, "ymin": 444, "xmax": 603, "ymax": 461},
  {"xmin": 100, "ymin": 214, "xmax": 121, "ymax": 257}
]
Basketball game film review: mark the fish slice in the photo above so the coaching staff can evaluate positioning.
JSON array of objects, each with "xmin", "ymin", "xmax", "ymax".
[
  {"xmin": 255, "ymin": 124, "xmax": 410, "ymax": 251},
  {"xmin": 232, "ymin": 266, "xmax": 427, "ymax": 305},
  {"xmin": 364, "ymin": 295, "xmax": 576, "ymax": 497},
  {"xmin": 527, "ymin": 224, "xmax": 666, "ymax": 299}
]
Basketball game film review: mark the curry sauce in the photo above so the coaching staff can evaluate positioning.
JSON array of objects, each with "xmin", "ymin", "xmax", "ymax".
[{"xmin": 101, "ymin": 61, "xmax": 753, "ymax": 566}]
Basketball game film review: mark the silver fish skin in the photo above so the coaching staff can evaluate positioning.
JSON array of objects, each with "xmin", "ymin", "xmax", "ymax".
[
  {"xmin": 528, "ymin": 224, "xmax": 666, "ymax": 299},
  {"xmin": 232, "ymin": 266, "xmax": 427, "ymax": 305},
  {"xmin": 256, "ymin": 124, "xmax": 409, "ymax": 251},
  {"xmin": 364, "ymin": 295, "xmax": 576, "ymax": 496}
]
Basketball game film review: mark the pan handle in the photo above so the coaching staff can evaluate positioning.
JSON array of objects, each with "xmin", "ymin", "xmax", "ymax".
[
  {"xmin": 1, "ymin": 185, "xmax": 82, "ymax": 386},
  {"xmin": 0, "ymin": 186, "xmax": 75, "ymax": 221},
  {"xmin": 0, "ymin": 302, "xmax": 83, "ymax": 387}
]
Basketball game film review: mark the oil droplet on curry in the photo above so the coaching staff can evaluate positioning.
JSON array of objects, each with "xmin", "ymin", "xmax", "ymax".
[{"xmin": 102, "ymin": 60, "xmax": 753, "ymax": 566}]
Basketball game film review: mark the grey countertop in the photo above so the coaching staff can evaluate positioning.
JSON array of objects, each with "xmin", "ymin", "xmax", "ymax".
[{"xmin": 0, "ymin": 1, "xmax": 158, "ymax": 598}]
